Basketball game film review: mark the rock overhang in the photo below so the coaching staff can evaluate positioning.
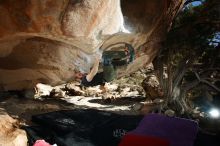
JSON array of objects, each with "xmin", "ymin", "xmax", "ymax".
[{"xmin": 0, "ymin": 0, "xmax": 184, "ymax": 90}]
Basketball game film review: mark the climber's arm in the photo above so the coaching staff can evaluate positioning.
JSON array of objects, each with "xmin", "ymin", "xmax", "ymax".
[{"xmin": 86, "ymin": 57, "xmax": 100, "ymax": 82}]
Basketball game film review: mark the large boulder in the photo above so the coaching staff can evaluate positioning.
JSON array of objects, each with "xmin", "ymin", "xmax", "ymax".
[
  {"xmin": 0, "ymin": 0, "xmax": 184, "ymax": 91},
  {"xmin": 0, "ymin": 110, "xmax": 27, "ymax": 146},
  {"xmin": 142, "ymin": 75, "xmax": 164, "ymax": 99}
]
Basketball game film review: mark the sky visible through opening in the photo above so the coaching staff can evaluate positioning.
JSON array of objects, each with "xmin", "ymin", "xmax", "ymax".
[
  {"xmin": 189, "ymin": 1, "xmax": 219, "ymax": 46},
  {"xmin": 191, "ymin": 1, "xmax": 202, "ymax": 6}
]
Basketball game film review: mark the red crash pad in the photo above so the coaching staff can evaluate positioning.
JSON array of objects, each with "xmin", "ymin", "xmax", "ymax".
[{"xmin": 118, "ymin": 134, "xmax": 170, "ymax": 146}]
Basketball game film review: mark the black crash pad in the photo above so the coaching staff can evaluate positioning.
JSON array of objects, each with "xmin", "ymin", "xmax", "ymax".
[{"xmin": 24, "ymin": 109, "xmax": 143, "ymax": 146}]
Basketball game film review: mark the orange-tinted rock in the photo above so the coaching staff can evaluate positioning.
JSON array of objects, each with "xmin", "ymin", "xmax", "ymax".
[
  {"xmin": 0, "ymin": 111, "xmax": 27, "ymax": 146},
  {"xmin": 0, "ymin": 0, "xmax": 184, "ymax": 91}
]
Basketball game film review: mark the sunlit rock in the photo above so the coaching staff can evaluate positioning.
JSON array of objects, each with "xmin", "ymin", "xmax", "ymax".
[{"xmin": 0, "ymin": 0, "xmax": 184, "ymax": 91}]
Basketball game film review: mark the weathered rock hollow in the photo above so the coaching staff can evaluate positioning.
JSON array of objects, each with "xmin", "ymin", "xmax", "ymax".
[{"xmin": 0, "ymin": 0, "xmax": 184, "ymax": 90}]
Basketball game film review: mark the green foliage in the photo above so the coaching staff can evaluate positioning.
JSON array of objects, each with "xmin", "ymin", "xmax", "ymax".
[
  {"xmin": 155, "ymin": 0, "xmax": 220, "ymax": 114},
  {"xmin": 165, "ymin": 0, "xmax": 219, "ymax": 72}
]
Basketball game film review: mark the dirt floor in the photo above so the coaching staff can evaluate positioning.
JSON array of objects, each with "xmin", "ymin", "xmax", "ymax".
[
  {"xmin": 0, "ymin": 96, "xmax": 74, "ymax": 125},
  {"xmin": 1, "ymin": 96, "xmax": 148, "ymax": 125},
  {"xmin": 0, "ymin": 66, "xmax": 157, "ymax": 126},
  {"xmin": 1, "ymin": 66, "xmax": 220, "ymax": 146}
]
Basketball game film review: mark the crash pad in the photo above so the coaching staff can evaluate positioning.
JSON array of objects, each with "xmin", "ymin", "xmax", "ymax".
[
  {"xmin": 129, "ymin": 113, "xmax": 198, "ymax": 146},
  {"xmin": 24, "ymin": 109, "xmax": 143, "ymax": 146},
  {"xmin": 118, "ymin": 134, "xmax": 170, "ymax": 146}
]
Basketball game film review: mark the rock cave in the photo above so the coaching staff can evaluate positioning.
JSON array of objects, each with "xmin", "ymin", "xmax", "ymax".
[{"xmin": 0, "ymin": 0, "xmax": 219, "ymax": 146}]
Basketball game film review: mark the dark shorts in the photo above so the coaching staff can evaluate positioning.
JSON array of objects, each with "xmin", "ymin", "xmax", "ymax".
[{"xmin": 81, "ymin": 72, "xmax": 105, "ymax": 87}]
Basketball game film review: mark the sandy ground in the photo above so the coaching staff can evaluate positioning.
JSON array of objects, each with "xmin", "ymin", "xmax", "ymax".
[
  {"xmin": 0, "ymin": 94, "xmax": 148, "ymax": 126},
  {"xmin": 0, "ymin": 97, "xmax": 72, "ymax": 125},
  {"xmin": 0, "ymin": 67, "xmax": 160, "ymax": 126}
]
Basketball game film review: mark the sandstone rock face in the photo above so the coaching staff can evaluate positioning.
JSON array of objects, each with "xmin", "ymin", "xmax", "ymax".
[
  {"xmin": 0, "ymin": 110, "xmax": 27, "ymax": 146},
  {"xmin": 0, "ymin": 0, "xmax": 184, "ymax": 91}
]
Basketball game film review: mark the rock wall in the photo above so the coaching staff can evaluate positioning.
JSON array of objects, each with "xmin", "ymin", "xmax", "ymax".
[
  {"xmin": 0, "ymin": 110, "xmax": 27, "ymax": 146},
  {"xmin": 0, "ymin": 0, "xmax": 184, "ymax": 91}
]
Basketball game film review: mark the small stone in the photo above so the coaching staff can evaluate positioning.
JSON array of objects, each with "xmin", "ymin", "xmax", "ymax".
[
  {"xmin": 153, "ymin": 98, "xmax": 162, "ymax": 104},
  {"xmin": 132, "ymin": 103, "xmax": 144, "ymax": 111},
  {"xmin": 192, "ymin": 113, "xmax": 200, "ymax": 118},
  {"xmin": 35, "ymin": 83, "xmax": 53, "ymax": 97},
  {"xmin": 23, "ymin": 89, "xmax": 35, "ymax": 98},
  {"xmin": 64, "ymin": 83, "xmax": 85, "ymax": 96},
  {"xmin": 165, "ymin": 109, "xmax": 175, "ymax": 117},
  {"xmin": 199, "ymin": 112, "xmax": 205, "ymax": 117},
  {"xmin": 192, "ymin": 109, "xmax": 200, "ymax": 114}
]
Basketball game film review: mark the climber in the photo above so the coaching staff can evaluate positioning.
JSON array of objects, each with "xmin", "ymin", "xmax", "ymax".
[
  {"xmin": 74, "ymin": 55, "xmax": 116, "ymax": 88},
  {"xmin": 75, "ymin": 43, "xmax": 135, "ymax": 87},
  {"xmin": 80, "ymin": 55, "xmax": 106, "ymax": 87}
]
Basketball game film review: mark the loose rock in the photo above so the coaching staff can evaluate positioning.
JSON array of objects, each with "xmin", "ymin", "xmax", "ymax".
[{"xmin": 165, "ymin": 109, "xmax": 175, "ymax": 117}]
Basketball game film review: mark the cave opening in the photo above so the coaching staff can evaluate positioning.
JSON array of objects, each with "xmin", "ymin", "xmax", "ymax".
[{"xmin": 0, "ymin": 0, "xmax": 220, "ymax": 146}]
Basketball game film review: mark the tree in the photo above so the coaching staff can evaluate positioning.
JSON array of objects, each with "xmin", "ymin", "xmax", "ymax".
[{"xmin": 153, "ymin": 0, "xmax": 220, "ymax": 114}]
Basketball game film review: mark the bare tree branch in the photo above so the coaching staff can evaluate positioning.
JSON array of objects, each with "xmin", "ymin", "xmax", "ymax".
[
  {"xmin": 182, "ymin": 80, "xmax": 200, "ymax": 91},
  {"xmin": 200, "ymin": 79, "xmax": 220, "ymax": 92},
  {"xmin": 194, "ymin": 71, "xmax": 220, "ymax": 92},
  {"xmin": 200, "ymin": 68, "xmax": 220, "ymax": 74}
]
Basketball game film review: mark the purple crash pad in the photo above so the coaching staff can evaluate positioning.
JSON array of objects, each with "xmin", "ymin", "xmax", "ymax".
[{"xmin": 129, "ymin": 114, "xmax": 198, "ymax": 146}]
